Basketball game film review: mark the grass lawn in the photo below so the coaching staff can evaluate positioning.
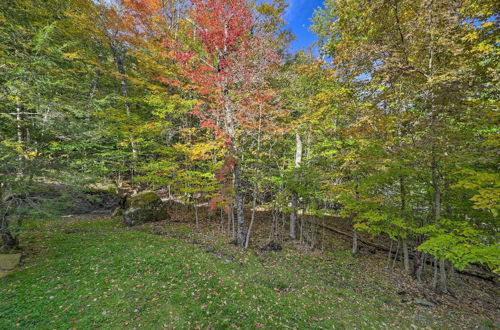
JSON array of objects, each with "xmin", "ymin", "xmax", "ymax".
[{"xmin": 0, "ymin": 216, "xmax": 485, "ymax": 329}]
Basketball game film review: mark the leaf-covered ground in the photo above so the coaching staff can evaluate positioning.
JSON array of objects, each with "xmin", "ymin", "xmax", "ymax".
[{"xmin": 0, "ymin": 215, "xmax": 496, "ymax": 329}]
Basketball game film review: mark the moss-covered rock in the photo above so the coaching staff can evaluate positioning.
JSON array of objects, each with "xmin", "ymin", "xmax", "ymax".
[
  {"xmin": 0, "ymin": 253, "xmax": 21, "ymax": 270},
  {"xmin": 123, "ymin": 192, "xmax": 170, "ymax": 226}
]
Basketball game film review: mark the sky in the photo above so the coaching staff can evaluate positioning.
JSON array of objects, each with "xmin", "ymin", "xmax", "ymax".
[{"xmin": 277, "ymin": 0, "xmax": 325, "ymax": 53}]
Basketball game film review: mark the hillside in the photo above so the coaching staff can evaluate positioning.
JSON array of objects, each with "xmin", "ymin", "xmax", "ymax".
[{"xmin": 1, "ymin": 214, "xmax": 497, "ymax": 329}]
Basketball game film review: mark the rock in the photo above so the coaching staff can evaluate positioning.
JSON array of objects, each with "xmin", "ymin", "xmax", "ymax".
[
  {"xmin": 0, "ymin": 253, "xmax": 21, "ymax": 270},
  {"xmin": 413, "ymin": 298, "xmax": 435, "ymax": 308},
  {"xmin": 123, "ymin": 191, "xmax": 170, "ymax": 226},
  {"xmin": 261, "ymin": 241, "xmax": 282, "ymax": 252}
]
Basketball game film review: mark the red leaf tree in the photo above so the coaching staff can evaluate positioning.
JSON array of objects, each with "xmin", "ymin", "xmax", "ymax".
[{"xmin": 183, "ymin": 0, "xmax": 281, "ymax": 247}]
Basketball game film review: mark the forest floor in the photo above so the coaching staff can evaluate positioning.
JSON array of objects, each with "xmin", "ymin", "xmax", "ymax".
[{"xmin": 0, "ymin": 211, "xmax": 498, "ymax": 329}]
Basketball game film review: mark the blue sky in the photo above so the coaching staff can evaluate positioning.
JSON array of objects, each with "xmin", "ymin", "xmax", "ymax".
[
  {"xmin": 284, "ymin": 0, "xmax": 324, "ymax": 52},
  {"xmin": 259, "ymin": 0, "xmax": 325, "ymax": 53}
]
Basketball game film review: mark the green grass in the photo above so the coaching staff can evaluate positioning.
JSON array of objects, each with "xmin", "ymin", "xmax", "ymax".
[{"xmin": 0, "ymin": 217, "xmax": 461, "ymax": 329}]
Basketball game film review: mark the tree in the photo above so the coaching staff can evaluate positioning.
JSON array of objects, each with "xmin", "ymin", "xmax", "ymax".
[
  {"xmin": 313, "ymin": 0, "xmax": 499, "ymax": 289},
  {"xmin": 0, "ymin": 0, "xmax": 114, "ymax": 249},
  {"xmin": 164, "ymin": 0, "xmax": 282, "ymax": 247}
]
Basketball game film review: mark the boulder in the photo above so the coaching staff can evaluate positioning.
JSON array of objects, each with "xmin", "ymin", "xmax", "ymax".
[
  {"xmin": 123, "ymin": 191, "xmax": 170, "ymax": 226},
  {"xmin": 0, "ymin": 253, "xmax": 21, "ymax": 271},
  {"xmin": 261, "ymin": 241, "xmax": 282, "ymax": 252}
]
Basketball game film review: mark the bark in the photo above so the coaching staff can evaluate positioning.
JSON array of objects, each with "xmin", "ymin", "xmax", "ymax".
[
  {"xmin": 352, "ymin": 186, "xmax": 360, "ymax": 256},
  {"xmin": 352, "ymin": 229, "xmax": 359, "ymax": 256},
  {"xmin": 231, "ymin": 205, "xmax": 235, "ymax": 240},
  {"xmin": 432, "ymin": 257, "xmax": 439, "ymax": 291},
  {"xmin": 1, "ymin": 231, "xmax": 19, "ymax": 251},
  {"xmin": 222, "ymin": 82, "xmax": 245, "ymax": 247},
  {"xmin": 402, "ymin": 239, "xmax": 410, "ymax": 274},
  {"xmin": 0, "ymin": 202, "xmax": 20, "ymax": 251},
  {"xmin": 290, "ymin": 131, "xmax": 302, "ymax": 240},
  {"xmin": 227, "ymin": 205, "xmax": 232, "ymax": 236},
  {"xmin": 233, "ymin": 151, "xmax": 245, "ymax": 246},
  {"xmin": 245, "ymin": 106, "xmax": 262, "ymax": 248},
  {"xmin": 439, "ymin": 258, "xmax": 448, "ymax": 293},
  {"xmin": 427, "ymin": 3, "xmax": 448, "ymax": 292},
  {"xmin": 416, "ymin": 253, "xmax": 426, "ymax": 282},
  {"xmin": 413, "ymin": 249, "xmax": 421, "ymax": 277},
  {"xmin": 220, "ymin": 208, "xmax": 224, "ymax": 233},
  {"xmin": 0, "ymin": 215, "xmax": 19, "ymax": 251},
  {"xmin": 300, "ymin": 209, "xmax": 305, "ymax": 244},
  {"xmin": 398, "ymin": 177, "xmax": 411, "ymax": 273},
  {"xmin": 432, "ymin": 155, "xmax": 441, "ymax": 223},
  {"xmin": 431, "ymin": 149, "xmax": 448, "ymax": 292},
  {"xmin": 447, "ymin": 261, "xmax": 455, "ymax": 281},
  {"xmin": 110, "ymin": 45, "xmax": 131, "ymax": 116},
  {"xmin": 392, "ymin": 240, "xmax": 400, "ymax": 269},
  {"xmin": 195, "ymin": 204, "xmax": 199, "ymax": 232},
  {"xmin": 245, "ymin": 187, "xmax": 256, "ymax": 249}
]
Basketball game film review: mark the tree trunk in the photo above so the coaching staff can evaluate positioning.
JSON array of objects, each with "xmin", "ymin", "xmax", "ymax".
[
  {"xmin": 432, "ymin": 258, "xmax": 438, "ymax": 290},
  {"xmin": 413, "ymin": 249, "xmax": 421, "ymax": 278},
  {"xmin": 231, "ymin": 205, "xmax": 236, "ymax": 240},
  {"xmin": 220, "ymin": 208, "xmax": 224, "ymax": 233},
  {"xmin": 399, "ymin": 177, "xmax": 410, "ymax": 274},
  {"xmin": 414, "ymin": 251, "xmax": 426, "ymax": 283},
  {"xmin": 392, "ymin": 240, "xmax": 400, "ymax": 269},
  {"xmin": 111, "ymin": 45, "xmax": 131, "ymax": 116},
  {"xmin": 431, "ymin": 147, "xmax": 448, "ymax": 292},
  {"xmin": 0, "ymin": 205, "xmax": 20, "ymax": 251},
  {"xmin": 439, "ymin": 258, "xmax": 448, "ymax": 293},
  {"xmin": 352, "ymin": 185, "xmax": 360, "ymax": 256},
  {"xmin": 402, "ymin": 239, "xmax": 410, "ymax": 274},
  {"xmin": 245, "ymin": 187, "xmax": 257, "ymax": 249},
  {"xmin": 447, "ymin": 261, "xmax": 455, "ymax": 281},
  {"xmin": 195, "ymin": 204, "xmax": 199, "ymax": 232},
  {"xmin": 227, "ymin": 205, "xmax": 232, "ymax": 237},
  {"xmin": 222, "ymin": 83, "xmax": 245, "ymax": 247},
  {"xmin": 233, "ymin": 156, "xmax": 245, "ymax": 247},
  {"xmin": 290, "ymin": 131, "xmax": 302, "ymax": 240},
  {"xmin": 352, "ymin": 229, "xmax": 359, "ymax": 256},
  {"xmin": 300, "ymin": 209, "xmax": 305, "ymax": 244},
  {"xmin": 245, "ymin": 106, "xmax": 262, "ymax": 248},
  {"xmin": 1, "ymin": 230, "xmax": 19, "ymax": 251}
]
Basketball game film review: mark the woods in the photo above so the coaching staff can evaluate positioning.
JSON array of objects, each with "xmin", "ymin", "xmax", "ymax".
[{"xmin": 0, "ymin": 0, "xmax": 498, "ymax": 322}]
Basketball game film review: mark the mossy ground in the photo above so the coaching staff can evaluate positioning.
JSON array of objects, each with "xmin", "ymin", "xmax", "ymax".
[{"xmin": 0, "ymin": 215, "xmax": 494, "ymax": 329}]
